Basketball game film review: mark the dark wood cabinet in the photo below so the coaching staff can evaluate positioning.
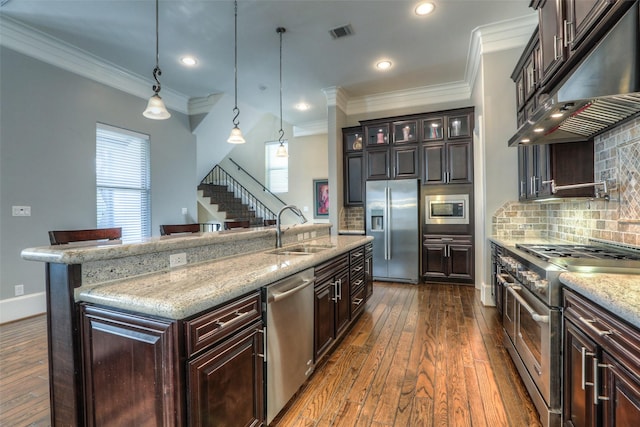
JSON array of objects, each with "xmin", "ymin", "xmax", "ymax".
[
  {"xmin": 422, "ymin": 235, "xmax": 473, "ymax": 283},
  {"xmin": 343, "ymin": 126, "xmax": 364, "ymax": 206},
  {"xmin": 81, "ymin": 290, "xmax": 265, "ymax": 427},
  {"xmin": 422, "ymin": 140, "xmax": 472, "ymax": 185},
  {"xmin": 345, "ymin": 152, "xmax": 364, "ymax": 206},
  {"xmin": 538, "ymin": 0, "xmax": 565, "ymax": 84},
  {"xmin": 81, "ymin": 305, "xmax": 182, "ymax": 427},
  {"xmin": 349, "ymin": 246, "xmax": 367, "ymax": 319},
  {"xmin": 314, "ymin": 253, "xmax": 351, "ymax": 361},
  {"xmin": 188, "ymin": 322, "xmax": 264, "ymax": 427},
  {"xmin": 518, "ymin": 140, "xmax": 594, "ymax": 200},
  {"xmin": 563, "ymin": 289, "xmax": 640, "ymax": 427},
  {"xmin": 366, "ymin": 146, "xmax": 391, "ymax": 180},
  {"xmin": 393, "ymin": 145, "xmax": 419, "ymax": 179},
  {"xmin": 364, "ymin": 243, "xmax": 373, "ymax": 299}
]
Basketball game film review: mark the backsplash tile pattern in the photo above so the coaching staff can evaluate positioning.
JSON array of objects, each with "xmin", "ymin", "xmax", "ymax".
[
  {"xmin": 493, "ymin": 118, "xmax": 640, "ymax": 246},
  {"xmin": 340, "ymin": 207, "xmax": 365, "ymax": 231}
]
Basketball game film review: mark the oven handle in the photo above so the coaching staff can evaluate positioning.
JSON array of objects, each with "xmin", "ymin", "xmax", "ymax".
[
  {"xmin": 497, "ymin": 274, "xmax": 513, "ymax": 287},
  {"xmin": 507, "ymin": 285, "xmax": 550, "ymax": 323}
]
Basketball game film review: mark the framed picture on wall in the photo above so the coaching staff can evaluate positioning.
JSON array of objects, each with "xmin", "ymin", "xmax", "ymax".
[{"xmin": 313, "ymin": 179, "xmax": 329, "ymax": 218}]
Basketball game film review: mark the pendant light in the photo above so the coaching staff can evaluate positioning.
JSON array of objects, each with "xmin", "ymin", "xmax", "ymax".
[
  {"xmin": 143, "ymin": 0, "xmax": 171, "ymax": 120},
  {"xmin": 227, "ymin": 0, "xmax": 246, "ymax": 144},
  {"xmin": 275, "ymin": 27, "xmax": 288, "ymax": 157}
]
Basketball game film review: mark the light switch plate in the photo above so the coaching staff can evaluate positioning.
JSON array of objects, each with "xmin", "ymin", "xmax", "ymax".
[{"xmin": 12, "ymin": 206, "xmax": 31, "ymax": 216}]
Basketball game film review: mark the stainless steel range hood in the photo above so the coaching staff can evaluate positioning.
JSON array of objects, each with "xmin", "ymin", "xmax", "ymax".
[{"xmin": 509, "ymin": 2, "xmax": 640, "ymax": 147}]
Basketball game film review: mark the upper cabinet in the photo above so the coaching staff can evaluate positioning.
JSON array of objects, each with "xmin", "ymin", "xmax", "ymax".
[{"xmin": 341, "ymin": 107, "xmax": 474, "ymax": 206}]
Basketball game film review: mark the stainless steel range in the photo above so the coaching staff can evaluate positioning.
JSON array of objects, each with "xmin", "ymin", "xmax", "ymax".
[{"xmin": 491, "ymin": 239, "xmax": 640, "ymax": 427}]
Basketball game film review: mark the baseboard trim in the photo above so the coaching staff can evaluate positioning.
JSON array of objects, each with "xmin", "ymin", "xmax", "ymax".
[
  {"xmin": 480, "ymin": 282, "xmax": 496, "ymax": 306},
  {"xmin": 0, "ymin": 292, "xmax": 46, "ymax": 324}
]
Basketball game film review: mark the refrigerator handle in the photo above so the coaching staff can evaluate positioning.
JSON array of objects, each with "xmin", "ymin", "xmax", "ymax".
[{"xmin": 386, "ymin": 187, "xmax": 391, "ymax": 260}]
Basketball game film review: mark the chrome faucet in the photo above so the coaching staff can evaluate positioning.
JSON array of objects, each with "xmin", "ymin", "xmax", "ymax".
[{"xmin": 276, "ymin": 205, "xmax": 308, "ymax": 248}]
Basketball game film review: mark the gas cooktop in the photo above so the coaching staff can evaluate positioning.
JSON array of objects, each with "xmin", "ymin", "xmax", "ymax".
[{"xmin": 515, "ymin": 243, "xmax": 640, "ymax": 274}]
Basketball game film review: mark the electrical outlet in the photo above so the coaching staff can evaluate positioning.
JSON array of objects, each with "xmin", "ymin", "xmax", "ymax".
[
  {"xmin": 12, "ymin": 206, "xmax": 31, "ymax": 216},
  {"xmin": 15, "ymin": 284, "xmax": 24, "ymax": 296},
  {"xmin": 181, "ymin": 207, "xmax": 188, "ymax": 215},
  {"xmin": 169, "ymin": 253, "xmax": 187, "ymax": 268}
]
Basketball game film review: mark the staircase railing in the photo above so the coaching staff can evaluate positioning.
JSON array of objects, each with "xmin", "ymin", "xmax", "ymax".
[
  {"xmin": 228, "ymin": 158, "xmax": 288, "ymax": 207},
  {"xmin": 200, "ymin": 164, "xmax": 278, "ymax": 222}
]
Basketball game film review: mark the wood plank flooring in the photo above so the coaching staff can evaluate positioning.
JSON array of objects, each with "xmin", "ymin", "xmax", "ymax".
[{"xmin": 0, "ymin": 283, "xmax": 541, "ymax": 427}]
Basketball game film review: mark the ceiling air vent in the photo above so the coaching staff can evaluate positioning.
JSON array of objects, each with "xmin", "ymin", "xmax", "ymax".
[{"xmin": 329, "ymin": 24, "xmax": 354, "ymax": 39}]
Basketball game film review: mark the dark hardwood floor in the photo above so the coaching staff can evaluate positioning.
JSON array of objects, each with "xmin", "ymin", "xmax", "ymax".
[{"xmin": 0, "ymin": 283, "xmax": 541, "ymax": 426}]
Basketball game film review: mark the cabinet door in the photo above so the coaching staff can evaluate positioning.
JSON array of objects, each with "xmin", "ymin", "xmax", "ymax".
[
  {"xmin": 393, "ymin": 146, "xmax": 419, "ymax": 179},
  {"xmin": 365, "ymin": 124, "xmax": 390, "ymax": 146},
  {"xmin": 314, "ymin": 280, "xmax": 335, "ymax": 360},
  {"xmin": 535, "ymin": 144, "xmax": 552, "ymax": 197},
  {"xmin": 538, "ymin": 0, "xmax": 565, "ymax": 83},
  {"xmin": 335, "ymin": 268, "xmax": 351, "ymax": 338},
  {"xmin": 392, "ymin": 120, "xmax": 418, "ymax": 144},
  {"xmin": 447, "ymin": 141, "xmax": 472, "ymax": 184},
  {"xmin": 345, "ymin": 153, "xmax": 364, "ymax": 206},
  {"xmin": 188, "ymin": 322, "xmax": 264, "ymax": 427},
  {"xmin": 366, "ymin": 147, "xmax": 390, "ymax": 180},
  {"xmin": 422, "ymin": 244, "xmax": 447, "ymax": 278},
  {"xmin": 422, "ymin": 143, "xmax": 445, "ymax": 184},
  {"xmin": 447, "ymin": 244, "xmax": 473, "ymax": 281},
  {"xmin": 518, "ymin": 146, "xmax": 529, "ymax": 200},
  {"xmin": 602, "ymin": 351, "xmax": 640, "ymax": 427},
  {"xmin": 81, "ymin": 305, "xmax": 180, "ymax": 427},
  {"xmin": 524, "ymin": 44, "xmax": 538, "ymax": 100},
  {"xmin": 569, "ymin": 0, "xmax": 614, "ymax": 50},
  {"xmin": 365, "ymin": 254, "xmax": 373, "ymax": 298},
  {"xmin": 563, "ymin": 319, "xmax": 598, "ymax": 427}
]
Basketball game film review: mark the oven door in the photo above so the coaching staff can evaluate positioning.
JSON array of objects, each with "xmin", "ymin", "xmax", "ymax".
[
  {"xmin": 507, "ymin": 284, "xmax": 560, "ymax": 407},
  {"xmin": 499, "ymin": 273, "xmax": 516, "ymax": 342}
]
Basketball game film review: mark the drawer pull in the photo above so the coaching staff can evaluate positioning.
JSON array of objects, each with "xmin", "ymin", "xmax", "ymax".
[
  {"xmin": 352, "ymin": 252, "xmax": 364, "ymax": 258},
  {"xmin": 216, "ymin": 310, "xmax": 252, "ymax": 328},
  {"xmin": 353, "ymin": 279, "xmax": 363, "ymax": 287},
  {"xmin": 353, "ymin": 265, "xmax": 364, "ymax": 272},
  {"xmin": 579, "ymin": 317, "xmax": 613, "ymax": 337},
  {"xmin": 353, "ymin": 298, "xmax": 364, "ymax": 306}
]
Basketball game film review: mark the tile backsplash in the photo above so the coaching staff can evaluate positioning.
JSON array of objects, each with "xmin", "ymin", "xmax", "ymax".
[
  {"xmin": 493, "ymin": 117, "xmax": 640, "ymax": 246},
  {"xmin": 340, "ymin": 206, "xmax": 364, "ymax": 231}
]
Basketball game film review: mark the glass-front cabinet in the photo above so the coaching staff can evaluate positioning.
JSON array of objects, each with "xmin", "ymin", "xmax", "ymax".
[
  {"xmin": 422, "ymin": 117, "xmax": 444, "ymax": 141},
  {"xmin": 392, "ymin": 120, "xmax": 418, "ymax": 144},
  {"xmin": 365, "ymin": 124, "xmax": 389, "ymax": 146},
  {"xmin": 447, "ymin": 115, "xmax": 470, "ymax": 139}
]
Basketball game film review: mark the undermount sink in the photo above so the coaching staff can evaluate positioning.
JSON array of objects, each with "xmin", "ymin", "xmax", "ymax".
[{"xmin": 266, "ymin": 244, "xmax": 335, "ymax": 256}]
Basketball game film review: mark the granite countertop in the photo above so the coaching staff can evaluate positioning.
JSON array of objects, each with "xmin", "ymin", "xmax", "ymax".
[
  {"xmin": 560, "ymin": 272, "xmax": 640, "ymax": 330},
  {"xmin": 77, "ymin": 235, "xmax": 372, "ymax": 320}
]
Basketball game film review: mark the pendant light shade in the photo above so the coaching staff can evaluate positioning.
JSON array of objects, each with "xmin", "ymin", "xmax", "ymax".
[
  {"xmin": 227, "ymin": 0, "xmax": 246, "ymax": 144},
  {"xmin": 276, "ymin": 27, "xmax": 288, "ymax": 157},
  {"xmin": 143, "ymin": 0, "xmax": 171, "ymax": 120}
]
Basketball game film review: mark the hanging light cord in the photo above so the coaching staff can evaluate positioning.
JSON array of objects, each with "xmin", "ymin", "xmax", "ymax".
[
  {"xmin": 277, "ymin": 27, "xmax": 286, "ymax": 144},
  {"xmin": 232, "ymin": 0, "xmax": 240, "ymax": 127},
  {"xmin": 152, "ymin": 0, "xmax": 162, "ymax": 94}
]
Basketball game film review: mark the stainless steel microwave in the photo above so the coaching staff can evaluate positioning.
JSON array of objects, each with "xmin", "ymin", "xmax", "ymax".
[{"xmin": 425, "ymin": 194, "xmax": 469, "ymax": 225}]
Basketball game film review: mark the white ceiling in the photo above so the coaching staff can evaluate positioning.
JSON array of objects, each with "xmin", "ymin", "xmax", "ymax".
[{"xmin": 0, "ymin": 0, "xmax": 535, "ymax": 126}]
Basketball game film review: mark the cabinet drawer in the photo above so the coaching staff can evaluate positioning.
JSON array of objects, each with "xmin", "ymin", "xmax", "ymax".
[
  {"xmin": 351, "ymin": 271, "xmax": 365, "ymax": 295},
  {"xmin": 351, "ymin": 284, "xmax": 366, "ymax": 318},
  {"xmin": 423, "ymin": 234, "xmax": 472, "ymax": 245},
  {"xmin": 350, "ymin": 247, "xmax": 365, "ymax": 264},
  {"xmin": 185, "ymin": 291, "xmax": 262, "ymax": 357},
  {"xmin": 365, "ymin": 243, "xmax": 373, "ymax": 255},
  {"xmin": 316, "ymin": 253, "xmax": 349, "ymax": 284},
  {"xmin": 564, "ymin": 289, "xmax": 640, "ymax": 368}
]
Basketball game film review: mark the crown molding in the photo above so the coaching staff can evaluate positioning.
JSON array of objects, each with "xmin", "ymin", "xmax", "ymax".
[
  {"xmin": 346, "ymin": 81, "xmax": 471, "ymax": 116},
  {"xmin": 293, "ymin": 120, "xmax": 328, "ymax": 137},
  {"xmin": 0, "ymin": 15, "xmax": 189, "ymax": 114},
  {"xmin": 322, "ymin": 86, "xmax": 349, "ymax": 113}
]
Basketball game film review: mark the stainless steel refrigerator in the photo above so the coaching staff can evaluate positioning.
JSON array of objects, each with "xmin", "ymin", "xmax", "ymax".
[{"xmin": 365, "ymin": 179, "xmax": 419, "ymax": 284}]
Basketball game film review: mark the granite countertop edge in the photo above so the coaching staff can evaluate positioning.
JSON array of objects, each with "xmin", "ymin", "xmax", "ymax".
[
  {"xmin": 77, "ymin": 235, "xmax": 373, "ymax": 320},
  {"xmin": 21, "ymin": 223, "xmax": 332, "ymax": 264},
  {"xmin": 559, "ymin": 272, "xmax": 640, "ymax": 330}
]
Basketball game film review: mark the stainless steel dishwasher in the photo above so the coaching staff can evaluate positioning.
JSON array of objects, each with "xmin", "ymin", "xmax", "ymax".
[{"xmin": 263, "ymin": 268, "xmax": 315, "ymax": 424}]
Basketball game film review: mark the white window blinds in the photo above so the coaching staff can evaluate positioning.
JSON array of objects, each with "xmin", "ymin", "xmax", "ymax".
[
  {"xmin": 265, "ymin": 141, "xmax": 288, "ymax": 193},
  {"xmin": 96, "ymin": 124, "xmax": 151, "ymax": 242}
]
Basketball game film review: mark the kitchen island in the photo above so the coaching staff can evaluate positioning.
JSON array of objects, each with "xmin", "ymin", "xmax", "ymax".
[{"xmin": 21, "ymin": 224, "xmax": 373, "ymax": 426}]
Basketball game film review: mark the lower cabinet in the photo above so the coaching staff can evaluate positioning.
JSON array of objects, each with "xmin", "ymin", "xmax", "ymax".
[
  {"xmin": 81, "ymin": 305, "xmax": 181, "ymax": 427},
  {"xmin": 365, "ymin": 243, "xmax": 373, "ymax": 298},
  {"xmin": 314, "ymin": 253, "xmax": 351, "ymax": 361},
  {"xmin": 80, "ymin": 290, "xmax": 265, "ymax": 427},
  {"xmin": 422, "ymin": 234, "xmax": 473, "ymax": 283},
  {"xmin": 187, "ymin": 322, "xmax": 264, "ymax": 427},
  {"xmin": 563, "ymin": 289, "xmax": 640, "ymax": 427}
]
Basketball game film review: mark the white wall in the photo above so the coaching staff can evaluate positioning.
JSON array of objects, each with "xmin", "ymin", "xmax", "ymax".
[{"xmin": 0, "ymin": 47, "xmax": 197, "ymax": 314}]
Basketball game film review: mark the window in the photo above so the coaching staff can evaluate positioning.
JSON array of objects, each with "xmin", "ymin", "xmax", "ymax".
[
  {"xmin": 96, "ymin": 124, "xmax": 150, "ymax": 242},
  {"xmin": 265, "ymin": 141, "xmax": 288, "ymax": 193}
]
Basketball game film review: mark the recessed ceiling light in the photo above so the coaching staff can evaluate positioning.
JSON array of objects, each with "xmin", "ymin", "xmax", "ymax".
[
  {"xmin": 376, "ymin": 60, "xmax": 392, "ymax": 70},
  {"xmin": 415, "ymin": 2, "xmax": 436, "ymax": 16},
  {"xmin": 295, "ymin": 103, "xmax": 311, "ymax": 111},
  {"xmin": 180, "ymin": 56, "xmax": 197, "ymax": 66}
]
